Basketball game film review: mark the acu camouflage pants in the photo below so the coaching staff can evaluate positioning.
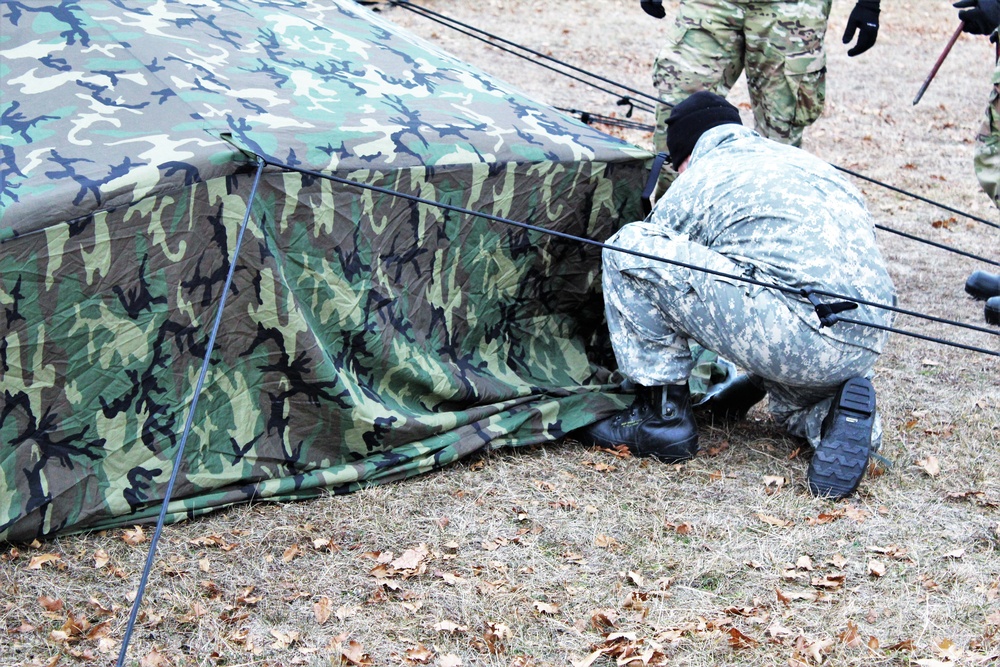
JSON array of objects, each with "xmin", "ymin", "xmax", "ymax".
[
  {"xmin": 652, "ymin": 0, "xmax": 831, "ymax": 192},
  {"xmin": 602, "ymin": 222, "xmax": 883, "ymax": 448}
]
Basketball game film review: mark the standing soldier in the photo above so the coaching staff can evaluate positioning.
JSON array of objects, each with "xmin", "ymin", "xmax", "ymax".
[
  {"xmin": 953, "ymin": 0, "xmax": 1000, "ymax": 324},
  {"xmin": 640, "ymin": 0, "xmax": 881, "ymax": 195}
]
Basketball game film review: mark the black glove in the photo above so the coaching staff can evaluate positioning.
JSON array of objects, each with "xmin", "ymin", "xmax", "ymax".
[
  {"xmin": 640, "ymin": 0, "xmax": 665, "ymax": 19},
  {"xmin": 842, "ymin": 0, "xmax": 880, "ymax": 57},
  {"xmin": 954, "ymin": 0, "xmax": 1000, "ymax": 35}
]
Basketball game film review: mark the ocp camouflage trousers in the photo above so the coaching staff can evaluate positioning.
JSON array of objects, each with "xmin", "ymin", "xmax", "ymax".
[
  {"xmin": 651, "ymin": 0, "xmax": 831, "ymax": 192},
  {"xmin": 602, "ymin": 222, "xmax": 883, "ymax": 447},
  {"xmin": 974, "ymin": 61, "xmax": 1000, "ymax": 208}
]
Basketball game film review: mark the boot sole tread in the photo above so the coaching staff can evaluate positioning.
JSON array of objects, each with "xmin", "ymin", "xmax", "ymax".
[{"xmin": 808, "ymin": 378, "xmax": 876, "ymax": 499}]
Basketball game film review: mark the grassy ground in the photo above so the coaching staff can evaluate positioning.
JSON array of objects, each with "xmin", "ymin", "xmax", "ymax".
[{"xmin": 3, "ymin": 1, "xmax": 999, "ymax": 666}]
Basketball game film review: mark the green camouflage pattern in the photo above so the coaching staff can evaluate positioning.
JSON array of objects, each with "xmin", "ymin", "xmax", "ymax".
[
  {"xmin": 973, "ymin": 61, "xmax": 1000, "ymax": 207},
  {"xmin": 651, "ymin": 0, "xmax": 831, "ymax": 193},
  {"xmin": 0, "ymin": 0, "xmax": 654, "ymax": 542}
]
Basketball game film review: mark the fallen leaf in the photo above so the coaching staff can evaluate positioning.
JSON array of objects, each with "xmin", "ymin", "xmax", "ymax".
[
  {"xmin": 439, "ymin": 653, "xmax": 462, "ymax": 667},
  {"xmin": 327, "ymin": 605, "xmax": 354, "ymax": 623},
  {"xmin": 481, "ymin": 537, "xmax": 508, "ymax": 551},
  {"xmin": 533, "ymin": 601, "xmax": 559, "ymax": 615},
  {"xmin": 845, "ymin": 506, "xmax": 869, "ymax": 523},
  {"xmin": 942, "ymin": 548, "xmax": 965, "ymax": 559},
  {"xmin": 434, "ymin": 620, "xmax": 468, "ymax": 634},
  {"xmin": 839, "ymin": 620, "xmax": 862, "ymax": 648},
  {"xmin": 933, "ymin": 637, "xmax": 965, "ymax": 660},
  {"xmin": 404, "ymin": 644, "xmax": 433, "ymax": 664},
  {"xmin": 757, "ymin": 513, "xmax": 793, "ymax": 528},
  {"xmin": 776, "ymin": 587, "xmax": 820, "ymax": 604},
  {"xmin": 570, "ymin": 650, "xmax": 605, "ymax": 667},
  {"xmin": 763, "ymin": 475, "xmax": 787, "ymax": 494},
  {"xmin": 811, "ymin": 574, "xmax": 845, "ymax": 590},
  {"xmin": 594, "ymin": 534, "xmax": 619, "ymax": 549},
  {"xmin": 93, "ymin": 549, "xmax": 110, "ymax": 569},
  {"xmin": 390, "ymin": 547, "xmax": 427, "ymax": 571},
  {"xmin": 178, "ymin": 602, "xmax": 209, "ymax": 624},
  {"xmin": 621, "ymin": 590, "xmax": 649, "ymax": 611},
  {"xmin": 85, "ymin": 621, "xmax": 112, "ymax": 640},
  {"xmin": 931, "ymin": 217, "xmax": 957, "ymax": 229},
  {"xmin": 589, "ymin": 608, "xmax": 617, "ymax": 630},
  {"xmin": 122, "ymin": 526, "xmax": 146, "ymax": 545},
  {"xmin": 768, "ymin": 622, "xmax": 794, "ymax": 639},
  {"xmin": 27, "ymin": 553, "xmax": 62, "ymax": 570},
  {"xmin": 827, "ymin": 553, "xmax": 848, "ymax": 569},
  {"xmin": 281, "ymin": 544, "xmax": 301, "ymax": 563},
  {"xmin": 339, "ymin": 639, "xmax": 372, "ymax": 666},
  {"xmin": 139, "ymin": 649, "xmax": 171, "ymax": 667},
  {"xmin": 38, "ymin": 595, "xmax": 63, "ymax": 612},
  {"xmin": 728, "ymin": 627, "xmax": 758, "ymax": 648},
  {"xmin": 483, "ymin": 622, "xmax": 512, "ymax": 654},
  {"xmin": 868, "ymin": 559, "xmax": 886, "ymax": 577},
  {"xmin": 804, "ymin": 638, "xmax": 835, "ymax": 663},
  {"xmin": 916, "ymin": 456, "xmax": 940, "ymax": 477},
  {"xmin": 314, "ymin": 596, "xmax": 331, "ymax": 625}
]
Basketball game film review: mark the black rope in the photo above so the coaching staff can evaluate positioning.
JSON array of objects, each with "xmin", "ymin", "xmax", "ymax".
[
  {"xmin": 835, "ymin": 316, "xmax": 997, "ymax": 355},
  {"xmin": 555, "ymin": 107, "xmax": 657, "ymax": 132},
  {"xmin": 872, "ymin": 223, "xmax": 1000, "ymax": 268},
  {"xmin": 258, "ymin": 157, "xmax": 1000, "ymax": 357},
  {"xmin": 390, "ymin": 0, "xmax": 658, "ymax": 114},
  {"xmin": 115, "ymin": 158, "xmax": 266, "ymax": 667},
  {"xmin": 835, "ymin": 164, "xmax": 1000, "ymax": 231},
  {"xmin": 394, "ymin": 0, "xmax": 1000, "ymax": 234},
  {"xmin": 559, "ymin": 109, "xmax": 1000, "ymax": 267}
]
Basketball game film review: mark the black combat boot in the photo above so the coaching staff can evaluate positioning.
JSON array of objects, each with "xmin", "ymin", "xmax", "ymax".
[
  {"xmin": 986, "ymin": 296, "xmax": 1000, "ymax": 326},
  {"xmin": 696, "ymin": 374, "xmax": 767, "ymax": 423},
  {"xmin": 576, "ymin": 384, "xmax": 699, "ymax": 463},
  {"xmin": 965, "ymin": 270, "xmax": 1000, "ymax": 300},
  {"xmin": 807, "ymin": 377, "xmax": 876, "ymax": 499}
]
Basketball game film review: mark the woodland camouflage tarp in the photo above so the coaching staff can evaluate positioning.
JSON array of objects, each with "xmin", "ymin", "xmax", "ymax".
[{"xmin": 0, "ymin": 0, "xmax": 657, "ymax": 542}]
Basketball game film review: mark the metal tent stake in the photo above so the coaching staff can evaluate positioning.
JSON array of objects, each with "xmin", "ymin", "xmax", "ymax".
[{"xmin": 913, "ymin": 22, "xmax": 965, "ymax": 105}]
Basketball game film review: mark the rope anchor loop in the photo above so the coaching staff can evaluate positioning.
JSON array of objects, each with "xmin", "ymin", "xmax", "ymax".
[
  {"xmin": 802, "ymin": 289, "xmax": 858, "ymax": 328},
  {"xmin": 616, "ymin": 95, "xmax": 635, "ymax": 118}
]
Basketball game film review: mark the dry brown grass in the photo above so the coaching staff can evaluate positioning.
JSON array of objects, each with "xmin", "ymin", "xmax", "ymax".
[{"xmin": 3, "ymin": 1, "xmax": 999, "ymax": 666}]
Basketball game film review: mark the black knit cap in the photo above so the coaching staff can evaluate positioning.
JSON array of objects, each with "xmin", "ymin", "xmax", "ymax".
[{"xmin": 665, "ymin": 91, "xmax": 742, "ymax": 170}]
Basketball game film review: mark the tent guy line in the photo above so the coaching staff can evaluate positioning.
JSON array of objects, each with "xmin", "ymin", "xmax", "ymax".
[
  {"xmin": 259, "ymin": 156, "xmax": 999, "ymax": 356},
  {"xmin": 390, "ymin": 0, "xmax": 658, "ymax": 116},
  {"xmin": 393, "ymin": 0, "xmax": 1000, "ymax": 233},
  {"xmin": 114, "ymin": 158, "xmax": 267, "ymax": 667},
  {"xmin": 560, "ymin": 111, "xmax": 1000, "ymax": 269}
]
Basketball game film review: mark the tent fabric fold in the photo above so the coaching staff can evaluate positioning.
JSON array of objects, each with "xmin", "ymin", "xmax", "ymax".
[{"xmin": 1, "ymin": 0, "xmax": 654, "ymax": 542}]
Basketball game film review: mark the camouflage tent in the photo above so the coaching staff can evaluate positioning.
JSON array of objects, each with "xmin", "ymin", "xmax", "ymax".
[{"xmin": 0, "ymin": 0, "xmax": 654, "ymax": 542}]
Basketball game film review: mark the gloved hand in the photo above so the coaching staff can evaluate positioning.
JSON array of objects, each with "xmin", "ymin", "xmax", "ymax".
[
  {"xmin": 954, "ymin": 0, "xmax": 1000, "ymax": 35},
  {"xmin": 842, "ymin": 0, "xmax": 880, "ymax": 57},
  {"xmin": 640, "ymin": 0, "xmax": 665, "ymax": 19}
]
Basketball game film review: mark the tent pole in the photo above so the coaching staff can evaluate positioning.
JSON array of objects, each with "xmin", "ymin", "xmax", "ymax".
[{"xmin": 115, "ymin": 157, "xmax": 266, "ymax": 667}]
